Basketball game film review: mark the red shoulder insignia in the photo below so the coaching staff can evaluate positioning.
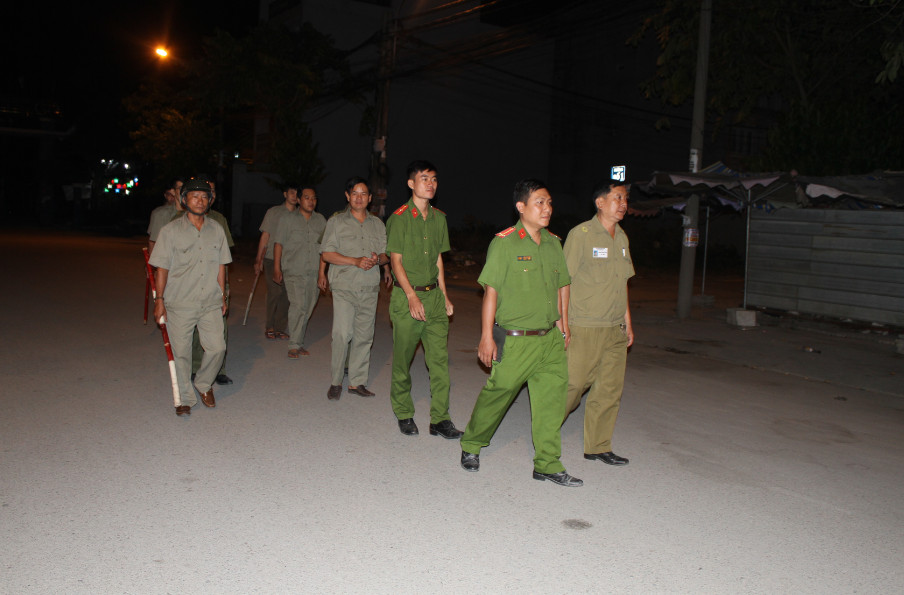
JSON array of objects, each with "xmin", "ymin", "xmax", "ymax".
[
  {"xmin": 393, "ymin": 205, "xmax": 409, "ymax": 216},
  {"xmin": 496, "ymin": 226, "xmax": 516, "ymax": 238},
  {"xmin": 548, "ymin": 231, "xmax": 561, "ymax": 240},
  {"xmin": 433, "ymin": 207, "xmax": 445, "ymax": 215},
  {"xmin": 410, "ymin": 208, "xmax": 419, "ymax": 218},
  {"xmin": 518, "ymin": 228, "xmax": 527, "ymax": 239}
]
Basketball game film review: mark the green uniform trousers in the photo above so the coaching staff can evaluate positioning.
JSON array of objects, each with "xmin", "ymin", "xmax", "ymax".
[
  {"xmin": 191, "ymin": 285, "xmax": 228, "ymax": 376},
  {"xmin": 264, "ymin": 258, "xmax": 289, "ymax": 333},
  {"xmin": 331, "ymin": 288, "xmax": 379, "ymax": 386},
  {"xmin": 461, "ymin": 331, "xmax": 567, "ymax": 474},
  {"xmin": 168, "ymin": 305, "xmax": 226, "ymax": 407},
  {"xmin": 565, "ymin": 325, "xmax": 628, "ymax": 454},
  {"xmin": 285, "ymin": 272, "xmax": 319, "ymax": 350},
  {"xmin": 389, "ymin": 287, "xmax": 451, "ymax": 423}
]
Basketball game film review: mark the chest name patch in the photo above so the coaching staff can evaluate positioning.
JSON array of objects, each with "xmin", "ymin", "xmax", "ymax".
[
  {"xmin": 516, "ymin": 255, "xmax": 532, "ymax": 261},
  {"xmin": 592, "ymin": 247, "xmax": 608, "ymax": 258}
]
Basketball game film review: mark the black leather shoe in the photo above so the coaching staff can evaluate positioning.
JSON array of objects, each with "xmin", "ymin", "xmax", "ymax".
[
  {"xmin": 461, "ymin": 451, "xmax": 479, "ymax": 472},
  {"xmin": 532, "ymin": 470, "xmax": 583, "ymax": 487},
  {"xmin": 215, "ymin": 374, "xmax": 233, "ymax": 385},
  {"xmin": 584, "ymin": 451, "xmax": 629, "ymax": 466},
  {"xmin": 175, "ymin": 405, "xmax": 191, "ymax": 416},
  {"xmin": 429, "ymin": 420, "xmax": 463, "ymax": 439},
  {"xmin": 327, "ymin": 385, "xmax": 342, "ymax": 400},
  {"xmin": 348, "ymin": 385, "xmax": 375, "ymax": 397},
  {"xmin": 398, "ymin": 418, "xmax": 419, "ymax": 436}
]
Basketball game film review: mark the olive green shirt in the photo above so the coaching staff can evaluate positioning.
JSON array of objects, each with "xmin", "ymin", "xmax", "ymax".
[
  {"xmin": 478, "ymin": 220, "xmax": 570, "ymax": 330},
  {"xmin": 385, "ymin": 199, "xmax": 450, "ymax": 286},
  {"xmin": 148, "ymin": 215, "xmax": 232, "ymax": 310},
  {"xmin": 273, "ymin": 210, "xmax": 327, "ymax": 275},
  {"xmin": 320, "ymin": 209, "xmax": 387, "ymax": 291},
  {"xmin": 148, "ymin": 203, "xmax": 178, "ymax": 242},
  {"xmin": 564, "ymin": 216, "xmax": 634, "ymax": 327},
  {"xmin": 259, "ymin": 204, "xmax": 295, "ymax": 260},
  {"xmin": 170, "ymin": 209, "xmax": 234, "ymax": 248}
]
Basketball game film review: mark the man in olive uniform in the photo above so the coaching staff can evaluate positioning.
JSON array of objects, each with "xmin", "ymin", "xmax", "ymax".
[
  {"xmin": 253, "ymin": 183, "xmax": 301, "ymax": 340},
  {"xmin": 385, "ymin": 160, "xmax": 462, "ymax": 439},
  {"xmin": 273, "ymin": 186, "xmax": 327, "ymax": 358},
  {"xmin": 147, "ymin": 177, "xmax": 183, "ymax": 252},
  {"xmin": 562, "ymin": 179, "xmax": 634, "ymax": 466},
  {"xmin": 150, "ymin": 178, "xmax": 231, "ymax": 416},
  {"xmin": 170, "ymin": 176, "xmax": 235, "ymax": 385},
  {"xmin": 320, "ymin": 177, "xmax": 388, "ymax": 399},
  {"xmin": 459, "ymin": 178, "xmax": 582, "ymax": 487}
]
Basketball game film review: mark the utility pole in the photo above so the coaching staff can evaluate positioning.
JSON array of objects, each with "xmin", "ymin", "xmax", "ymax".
[
  {"xmin": 676, "ymin": 0, "xmax": 711, "ymax": 319},
  {"xmin": 370, "ymin": 11, "xmax": 397, "ymax": 218}
]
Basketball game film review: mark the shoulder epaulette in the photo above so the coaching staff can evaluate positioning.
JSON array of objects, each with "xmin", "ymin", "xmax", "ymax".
[
  {"xmin": 433, "ymin": 207, "xmax": 446, "ymax": 215},
  {"xmin": 496, "ymin": 226, "xmax": 516, "ymax": 238},
  {"xmin": 548, "ymin": 230, "xmax": 561, "ymax": 240},
  {"xmin": 393, "ymin": 205, "xmax": 409, "ymax": 216}
]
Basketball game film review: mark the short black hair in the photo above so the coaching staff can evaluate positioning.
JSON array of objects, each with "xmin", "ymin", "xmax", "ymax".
[
  {"xmin": 344, "ymin": 176, "xmax": 369, "ymax": 194},
  {"xmin": 513, "ymin": 178, "xmax": 547, "ymax": 206},
  {"xmin": 406, "ymin": 160, "xmax": 437, "ymax": 180},
  {"xmin": 169, "ymin": 177, "xmax": 185, "ymax": 190},
  {"xmin": 284, "ymin": 181, "xmax": 300, "ymax": 193},
  {"xmin": 591, "ymin": 179, "xmax": 630, "ymax": 201}
]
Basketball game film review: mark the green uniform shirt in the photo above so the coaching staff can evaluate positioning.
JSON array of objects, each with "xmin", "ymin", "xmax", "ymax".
[
  {"xmin": 564, "ymin": 217, "xmax": 634, "ymax": 327},
  {"xmin": 259, "ymin": 204, "xmax": 295, "ymax": 260},
  {"xmin": 385, "ymin": 199, "xmax": 450, "ymax": 285},
  {"xmin": 148, "ymin": 215, "xmax": 232, "ymax": 310},
  {"xmin": 320, "ymin": 209, "xmax": 387, "ymax": 291},
  {"xmin": 478, "ymin": 221, "xmax": 570, "ymax": 330},
  {"xmin": 148, "ymin": 203, "xmax": 177, "ymax": 242},
  {"xmin": 273, "ymin": 210, "xmax": 327, "ymax": 275},
  {"xmin": 170, "ymin": 209, "xmax": 234, "ymax": 248}
]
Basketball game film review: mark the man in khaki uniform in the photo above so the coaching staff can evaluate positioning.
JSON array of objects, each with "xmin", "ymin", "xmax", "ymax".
[
  {"xmin": 273, "ymin": 187, "xmax": 327, "ymax": 358},
  {"xmin": 150, "ymin": 178, "xmax": 231, "ymax": 416},
  {"xmin": 170, "ymin": 176, "xmax": 235, "ymax": 385},
  {"xmin": 320, "ymin": 176, "xmax": 388, "ymax": 399},
  {"xmin": 562, "ymin": 179, "xmax": 634, "ymax": 466},
  {"xmin": 147, "ymin": 177, "xmax": 183, "ymax": 252},
  {"xmin": 253, "ymin": 183, "xmax": 301, "ymax": 340}
]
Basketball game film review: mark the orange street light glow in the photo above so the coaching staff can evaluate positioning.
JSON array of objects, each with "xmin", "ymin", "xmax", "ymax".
[{"xmin": 155, "ymin": 47, "xmax": 168, "ymax": 58}]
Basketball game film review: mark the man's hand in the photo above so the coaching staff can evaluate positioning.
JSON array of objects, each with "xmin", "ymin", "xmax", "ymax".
[
  {"xmin": 253, "ymin": 259, "xmax": 264, "ymax": 276},
  {"xmin": 273, "ymin": 268, "xmax": 283, "ymax": 284},
  {"xmin": 318, "ymin": 270, "xmax": 329, "ymax": 293},
  {"xmin": 478, "ymin": 335, "xmax": 496, "ymax": 367},
  {"xmin": 625, "ymin": 322, "xmax": 634, "ymax": 347},
  {"xmin": 382, "ymin": 265, "xmax": 392, "ymax": 289},
  {"xmin": 444, "ymin": 295, "xmax": 454, "ymax": 317},
  {"xmin": 222, "ymin": 295, "xmax": 229, "ymax": 316},
  {"xmin": 154, "ymin": 300, "xmax": 167, "ymax": 326},
  {"xmin": 407, "ymin": 294, "xmax": 426, "ymax": 321}
]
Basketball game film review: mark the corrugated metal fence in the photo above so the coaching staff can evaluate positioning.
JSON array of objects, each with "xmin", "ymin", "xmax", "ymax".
[{"xmin": 747, "ymin": 209, "xmax": 904, "ymax": 326}]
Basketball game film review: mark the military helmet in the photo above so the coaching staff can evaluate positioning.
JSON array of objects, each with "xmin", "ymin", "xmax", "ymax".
[{"xmin": 180, "ymin": 178, "xmax": 213, "ymax": 211}]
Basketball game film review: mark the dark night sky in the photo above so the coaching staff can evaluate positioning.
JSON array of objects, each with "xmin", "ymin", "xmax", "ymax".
[{"xmin": 2, "ymin": 0, "xmax": 258, "ymax": 156}]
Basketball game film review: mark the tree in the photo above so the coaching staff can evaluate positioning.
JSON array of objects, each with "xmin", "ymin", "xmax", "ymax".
[
  {"xmin": 631, "ymin": 0, "xmax": 904, "ymax": 174},
  {"xmin": 125, "ymin": 22, "xmax": 356, "ymax": 189}
]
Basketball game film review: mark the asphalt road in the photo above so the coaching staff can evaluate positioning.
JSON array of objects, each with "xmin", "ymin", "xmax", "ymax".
[{"xmin": 1, "ymin": 231, "xmax": 902, "ymax": 594}]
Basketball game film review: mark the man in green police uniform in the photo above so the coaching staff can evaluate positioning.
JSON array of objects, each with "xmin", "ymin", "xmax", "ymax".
[
  {"xmin": 459, "ymin": 178, "xmax": 582, "ymax": 487},
  {"xmin": 385, "ymin": 160, "xmax": 463, "ymax": 439},
  {"xmin": 150, "ymin": 178, "xmax": 231, "ymax": 416},
  {"xmin": 273, "ymin": 185, "xmax": 327, "ymax": 359},
  {"xmin": 320, "ymin": 176, "xmax": 388, "ymax": 399},
  {"xmin": 562, "ymin": 179, "xmax": 634, "ymax": 466}
]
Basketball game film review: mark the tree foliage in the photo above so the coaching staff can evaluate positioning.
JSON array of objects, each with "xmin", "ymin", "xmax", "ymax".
[
  {"xmin": 125, "ymin": 22, "xmax": 356, "ymax": 188},
  {"xmin": 630, "ymin": 0, "xmax": 904, "ymax": 174}
]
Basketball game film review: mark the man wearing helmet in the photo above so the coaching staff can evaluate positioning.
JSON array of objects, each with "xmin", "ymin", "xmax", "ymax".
[{"xmin": 149, "ymin": 179, "xmax": 232, "ymax": 416}]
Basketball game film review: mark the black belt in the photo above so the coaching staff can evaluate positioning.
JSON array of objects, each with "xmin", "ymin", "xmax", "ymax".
[
  {"xmin": 497, "ymin": 324, "xmax": 556, "ymax": 337},
  {"xmin": 393, "ymin": 280, "xmax": 438, "ymax": 292}
]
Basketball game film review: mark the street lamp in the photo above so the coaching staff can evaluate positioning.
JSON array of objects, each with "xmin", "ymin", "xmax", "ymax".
[{"xmin": 155, "ymin": 47, "xmax": 168, "ymax": 59}]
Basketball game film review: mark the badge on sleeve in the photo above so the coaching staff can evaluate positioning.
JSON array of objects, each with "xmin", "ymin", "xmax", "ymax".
[{"xmin": 592, "ymin": 247, "xmax": 608, "ymax": 258}]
